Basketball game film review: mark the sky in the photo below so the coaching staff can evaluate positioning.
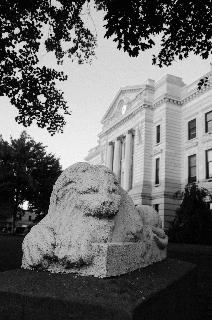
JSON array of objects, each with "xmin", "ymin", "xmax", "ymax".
[{"xmin": 0, "ymin": 6, "xmax": 211, "ymax": 170}]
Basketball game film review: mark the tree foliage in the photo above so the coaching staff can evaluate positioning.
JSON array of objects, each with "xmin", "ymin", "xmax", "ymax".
[
  {"xmin": 97, "ymin": 0, "xmax": 212, "ymax": 66},
  {"xmin": 0, "ymin": 131, "xmax": 62, "ymax": 229},
  {"xmin": 1, "ymin": 0, "xmax": 211, "ymax": 133},
  {"xmin": 169, "ymin": 183, "xmax": 212, "ymax": 244},
  {"xmin": 0, "ymin": 0, "xmax": 96, "ymax": 134}
]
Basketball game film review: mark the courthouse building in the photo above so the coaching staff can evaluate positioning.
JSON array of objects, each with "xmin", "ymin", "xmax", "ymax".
[{"xmin": 85, "ymin": 69, "xmax": 212, "ymax": 228}]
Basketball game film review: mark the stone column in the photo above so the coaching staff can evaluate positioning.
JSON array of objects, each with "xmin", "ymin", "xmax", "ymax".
[
  {"xmin": 123, "ymin": 130, "xmax": 134, "ymax": 191},
  {"xmin": 113, "ymin": 138, "xmax": 122, "ymax": 180},
  {"xmin": 106, "ymin": 142, "xmax": 114, "ymax": 170}
]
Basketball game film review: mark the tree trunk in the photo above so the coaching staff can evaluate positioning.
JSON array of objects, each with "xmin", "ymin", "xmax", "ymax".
[{"xmin": 12, "ymin": 203, "xmax": 18, "ymax": 234}]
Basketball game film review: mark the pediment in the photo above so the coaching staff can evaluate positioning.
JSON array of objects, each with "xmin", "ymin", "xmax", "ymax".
[{"xmin": 101, "ymin": 86, "xmax": 144, "ymax": 125}]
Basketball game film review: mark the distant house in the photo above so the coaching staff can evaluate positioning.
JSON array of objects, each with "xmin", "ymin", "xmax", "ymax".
[
  {"xmin": 85, "ymin": 69, "xmax": 212, "ymax": 228},
  {"xmin": 0, "ymin": 202, "xmax": 36, "ymax": 232},
  {"xmin": 16, "ymin": 210, "xmax": 36, "ymax": 227}
]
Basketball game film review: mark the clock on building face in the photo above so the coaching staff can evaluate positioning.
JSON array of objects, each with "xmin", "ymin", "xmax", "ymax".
[{"xmin": 121, "ymin": 104, "xmax": 127, "ymax": 115}]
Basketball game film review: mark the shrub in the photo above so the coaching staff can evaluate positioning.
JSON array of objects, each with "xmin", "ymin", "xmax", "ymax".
[{"xmin": 169, "ymin": 183, "xmax": 212, "ymax": 244}]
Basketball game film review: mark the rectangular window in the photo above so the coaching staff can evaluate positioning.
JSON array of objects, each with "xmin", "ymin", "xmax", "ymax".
[
  {"xmin": 154, "ymin": 204, "xmax": 159, "ymax": 212},
  {"xmin": 188, "ymin": 154, "xmax": 196, "ymax": 183},
  {"xmin": 155, "ymin": 158, "xmax": 160, "ymax": 185},
  {"xmin": 205, "ymin": 110, "xmax": 212, "ymax": 133},
  {"xmin": 156, "ymin": 125, "xmax": 160, "ymax": 144},
  {"xmin": 188, "ymin": 119, "xmax": 196, "ymax": 140},
  {"xmin": 206, "ymin": 149, "xmax": 212, "ymax": 179}
]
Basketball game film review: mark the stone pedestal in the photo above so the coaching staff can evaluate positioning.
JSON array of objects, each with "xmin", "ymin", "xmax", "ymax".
[{"xmin": 46, "ymin": 241, "xmax": 166, "ymax": 278}]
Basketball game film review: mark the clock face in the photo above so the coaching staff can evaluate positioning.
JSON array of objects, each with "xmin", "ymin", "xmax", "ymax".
[{"xmin": 121, "ymin": 104, "xmax": 127, "ymax": 115}]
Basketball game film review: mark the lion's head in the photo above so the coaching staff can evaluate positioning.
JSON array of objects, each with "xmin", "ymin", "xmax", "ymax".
[{"xmin": 49, "ymin": 162, "xmax": 122, "ymax": 220}]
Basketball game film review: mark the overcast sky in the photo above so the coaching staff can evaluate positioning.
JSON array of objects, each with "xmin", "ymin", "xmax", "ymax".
[{"xmin": 0, "ymin": 7, "xmax": 211, "ymax": 170}]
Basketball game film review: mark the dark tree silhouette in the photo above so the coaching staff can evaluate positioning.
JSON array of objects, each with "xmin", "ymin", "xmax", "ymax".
[
  {"xmin": 169, "ymin": 183, "xmax": 212, "ymax": 244},
  {"xmin": 97, "ymin": 0, "xmax": 212, "ymax": 66},
  {"xmin": 0, "ymin": 131, "xmax": 62, "ymax": 232},
  {"xmin": 1, "ymin": 0, "xmax": 211, "ymax": 133},
  {"xmin": 0, "ymin": 0, "xmax": 96, "ymax": 134}
]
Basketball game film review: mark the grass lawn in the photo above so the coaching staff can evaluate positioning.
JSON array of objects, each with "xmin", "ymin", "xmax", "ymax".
[
  {"xmin": 168, "ymin": 243, "xmax": 212, "ymax": 320},
  {"xmin": 0, "ymin": 235, "xmax": 23, "ymax": 271}
]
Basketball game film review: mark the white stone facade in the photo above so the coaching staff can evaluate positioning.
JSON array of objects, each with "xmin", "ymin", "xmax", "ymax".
[{"xmin": 85, "ymin": 71, "xmax": 212, "ymax": 228}]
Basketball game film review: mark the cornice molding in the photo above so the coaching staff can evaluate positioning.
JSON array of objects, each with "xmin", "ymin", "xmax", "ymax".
[
  {"xmin": 99, "ymin": 103, "xmax": 152, "ymax": 138},
  {"xmin": 153, "ymin": 80, "xmax": 212, "ymax": 108},
  {"xmin": 153, "ymin": 95, "xmax": 182, "ymax": 108},
  {"xmin": 182, "ymin": 75, "xmax": 212, "ymax": 104},
  {"xmin": 99, "ymin": 73, "xmax": 212, "ymax": 139}
]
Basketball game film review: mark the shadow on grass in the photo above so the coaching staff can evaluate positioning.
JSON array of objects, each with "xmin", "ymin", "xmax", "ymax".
[
  {"xmin": 168, "ymin": 242, "xmax": 212, "ymax": 320},
  {"xmin": 0, "ymin": 236, "xmax": 212, "ymax": 319},
  {"xmin": 0, "ymin": 235, "xmax": 24, "ymax": 271}
]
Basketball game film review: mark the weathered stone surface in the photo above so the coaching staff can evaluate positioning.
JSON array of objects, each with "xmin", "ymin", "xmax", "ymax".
[{"xmin": 22, "ymin": 162, "xmax": 168, "ymax": 277}]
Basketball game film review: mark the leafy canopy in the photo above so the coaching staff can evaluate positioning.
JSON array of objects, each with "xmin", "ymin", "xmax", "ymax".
[
  {"xmin": 98, "ymin": 0, "xmax": 212, "ymax": 66},
  {"xmin": 0, "ymin": 0, "xmax": 96, "ymax": 134},
  {"xmin": 1, "ymin": 0, "xmax": 211, "ymax": 133},
  {"xmin": 0, "ymin": 131, "xmax": 62, "ymax": 220}
]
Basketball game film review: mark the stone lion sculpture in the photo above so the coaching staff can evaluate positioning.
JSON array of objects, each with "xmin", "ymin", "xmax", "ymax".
[{"xmin": 22, "ymin": 162, "xmax": 168, "ymax": 277}]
